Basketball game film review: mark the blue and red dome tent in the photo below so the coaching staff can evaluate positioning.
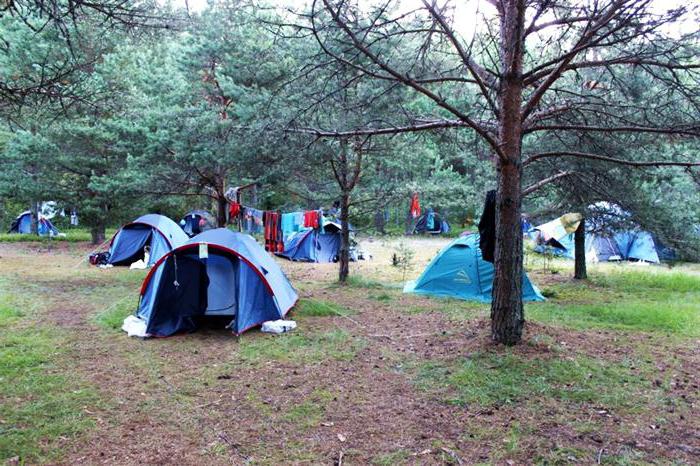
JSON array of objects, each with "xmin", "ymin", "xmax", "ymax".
[
  {"xmin": 108, "ymin": 214, "xmax": 188, "ymax": 266},
  {"xmin": 136, "ymin": 228, "xmax": 298, "ymax": 336}
]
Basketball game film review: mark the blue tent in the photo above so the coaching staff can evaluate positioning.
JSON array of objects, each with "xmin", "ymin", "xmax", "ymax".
[
  {"xmin": 413, "ymin": 209, "xmax": 450, "ymax": 234},
  {"xmin": 180, "ymin": 210, "xmax": 216, "ymax": 237},
  {"xmin": 108, "ymin": 214, "xmax": 188, "ymax": 266},
  {"xmin": 404, "ymin": 234, "xmax": 545, "ymax": 303},
  {"xmin": 534, "ymin": 225, "xmax": 662, "ymax": 263},
  {"xmin": 277, "ymin": 222, "xmax": 347, "ymax": 263},
  {"xmin": 136, "ymin": 228, "xmax": 298, "ymax": 336},
  {"xmin": 8, "ymin": 211, "xmax": 60, "ymax": 236},
  {"xmin": 531, "ymin": 211, "xmax": 664, "ymax": 264}
]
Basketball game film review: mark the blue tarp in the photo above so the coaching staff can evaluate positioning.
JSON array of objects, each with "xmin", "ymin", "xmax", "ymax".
[
  {"xmin": 109, "ymin": 214, "xmax": 188, "ymax": 266},
  {"xmin": 137, "ymin": 228, "xmax": 298, "ymax": 336},
  {"xmin": 404, "ymin": 234, "xmax": 545, "ymax": 303}
]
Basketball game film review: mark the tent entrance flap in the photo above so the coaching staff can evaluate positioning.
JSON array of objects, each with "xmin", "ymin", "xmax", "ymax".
[
  {"xmin": 146, "ymin": 255, "xmax": 209, "ymax": 336},
  {"xmin": 204, "ymin": 254, "xmax": 238, "ymax": 316},
  {"xmin": 110, "ymin": 227, "xmax": 153, "ymax": 265}
]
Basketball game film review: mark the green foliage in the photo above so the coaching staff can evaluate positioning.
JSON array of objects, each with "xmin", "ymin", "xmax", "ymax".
[{"xmin": 391, "ymin": 241, "xmax": 415, "ymax": 281}]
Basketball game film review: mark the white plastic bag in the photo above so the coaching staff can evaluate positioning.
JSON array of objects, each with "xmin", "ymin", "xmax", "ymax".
[
  {"xmin": 122, "ymin": 315, "xmax": 149, "ymax": 338},
  {"xmin": 261, "ymin": 319, "xmax": 297, "ymax": 334}
]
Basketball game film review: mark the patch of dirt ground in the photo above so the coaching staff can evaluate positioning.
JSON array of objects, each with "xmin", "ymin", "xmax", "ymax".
[{"xmin": 0, "ymin": 241, "xmax": 698, "ymax": 465}]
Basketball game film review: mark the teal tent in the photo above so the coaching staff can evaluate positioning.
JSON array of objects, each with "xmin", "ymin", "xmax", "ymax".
[{"xmin": 404, "ymin": 234, "xmax": 545, "ymax": 303}]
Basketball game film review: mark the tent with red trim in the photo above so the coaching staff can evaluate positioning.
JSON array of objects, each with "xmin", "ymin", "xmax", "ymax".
[
  {"xmin": 108, "ymin": 214, "xmax": 188, "ymax": 266},
  {"xmin": 135, "ymin": 228, "xmax": 298, "ymax": 336}
]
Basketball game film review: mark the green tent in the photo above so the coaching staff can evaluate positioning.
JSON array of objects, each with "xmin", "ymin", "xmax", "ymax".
[{"xmin": 404, "ymin": 234, "xmax": 545, "ymax": 303}]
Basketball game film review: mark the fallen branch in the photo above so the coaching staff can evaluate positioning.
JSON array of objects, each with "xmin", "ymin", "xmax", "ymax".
[{"xmin": 440, "ymin": 447, "xmax": 464, "ymax": 465}]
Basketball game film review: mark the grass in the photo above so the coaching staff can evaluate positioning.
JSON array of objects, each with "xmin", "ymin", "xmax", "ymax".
[
  {"xmin": 282, "ymin": 389, "xmax": 334, "ymax": 430},
  {"xmin": 92, "ymin": 295, "xmax": 139, "ymax": 331},
  {"xmin": 0, "ymin": 228, "xmax": 117, "ymax": 243},
  {"xmin": 593, "ymin": 268, "xmax": 700, "ymax": 293},
  {"xmin": 372, "ymin": 449, "xmax": 412, "ymax": 465},
  {"xmin": 528, "ymin": 268, "xmax": 700, "ymax": 336},
  {"xmin": 0, "ymin": 288, "xmax": 100, "ymax": 463},
  {"xmin": 1, "ymin": 238, "xmax": 699, "ymax": 464},
  {"xmin": 405, "ymin": 297, "xmax": 488, "ymax": 321},
  {"xmin": 294, "ymin": 298, "xmax": 354, "ymax": 317},
  {"xmin": 344, "ymin": 275, "xmax": 386, "ymax": 289},
  {"xmin": 239, "ymin": 329, "xmax": 365, "ymax": 365},
  {"xmin": 415, "ymin": 350, "xmax": 654, "ymax": 411},
  {"xmin": 528, "ymin": 301, "xmax": 700, "ymax": 335}
]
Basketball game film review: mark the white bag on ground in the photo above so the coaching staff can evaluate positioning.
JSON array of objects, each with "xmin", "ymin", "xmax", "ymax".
[
  {"xmin": 122, "ymin": 315, "xmax": 149, "ymax": 338},
  {"xmin": 261, "ymin": 320, "xmax": 297, "ymax": 334}
]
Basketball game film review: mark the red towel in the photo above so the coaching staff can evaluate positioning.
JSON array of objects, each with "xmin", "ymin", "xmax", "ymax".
[
  {"xmin": 409, "ymin": 193, "xmax": 421, "ymax": 219},
  {"xmin": 229, "ymin": 201, "xmax": 241, "ymax": 220},
  {"xmin": 264, "ymin": 211, "xmax": 284, "ymax": 252},
  {"xmin": 304, "ymin": 210, "xmax": 319, "ymax": 228}
]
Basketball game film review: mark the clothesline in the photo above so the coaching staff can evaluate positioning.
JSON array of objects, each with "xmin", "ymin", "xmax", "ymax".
[{"xmin": 232, "ymin": 203, "xmax": 333, "ymax": 252}]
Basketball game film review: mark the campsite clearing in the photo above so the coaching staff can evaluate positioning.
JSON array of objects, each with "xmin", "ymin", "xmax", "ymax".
[{"xmin": 1, "ymin": 237, "xmax": 699, "ymax": 465}]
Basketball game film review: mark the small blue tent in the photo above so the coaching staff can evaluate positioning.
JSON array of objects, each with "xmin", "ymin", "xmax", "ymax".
[
  {"xmin": 277, "ymin": 222, "xmax": 347, "ymax": 263},
  {"xmin": 108, "ymin": 214, "xmax": 188, "ymax": 266},
  {"xmin": 413, "ymin": 209, "xmax": 450, "ymax": 235},
  {"xmin": 404, "ymin": 234, "xmax": 545, "ymax": 302},
  {"xmin": 180, "ymin": 210, "xmax": 216, "ymax": 237},
  {"xmin": 136, "ymin": 228, "xmax": 298, "ymax": 336},
  {"xmin": 531, "ymin": 211, "xmax": 665, "ymax": 264},
  {"xmin": 8, "ymin": 211, "xmax": 60, "ymax": 236},
  {"xmin": 533, "ymin": 223, "xmax": 662, "ymax": 264}
]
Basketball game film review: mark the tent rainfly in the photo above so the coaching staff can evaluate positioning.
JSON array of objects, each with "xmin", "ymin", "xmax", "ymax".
[
  {"xmin": 404, "ymin": 233, "xmax": 545, "ymax": 302},
  {"xmin": 136, "ymin": 228, "xmax": 298, "ymax": 336},
  {"xmin": 531, "ymin": 212, "xmax": 669, "ymax": 263},
  {"xmin": 277, "ymin": 221, "xmax": 355, "ymax": 263},
  {"xmin": 108, "ymin": 214, "xmax": 188, "ymax": 266}
]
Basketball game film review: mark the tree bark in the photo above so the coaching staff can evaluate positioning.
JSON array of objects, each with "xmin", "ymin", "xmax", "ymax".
[
  {"xmin": 338, "ymin": 189, "xmax": 351, "ymax": 283},
  {"xmin": 574, "ymin": 219, "xmax": 587, "ymax": 279},
  {"xmin": 91, "ymin": 224, "xmax": 105, "ymax": 244},
  {"xmin": 30, "ymin": 200, "xmax": 39, "ymax": 235},
  {"xmin": 216, "ymin": 193, "xmax": 228, "ymax": 227},
  {"xmin": 374, "ymin": 209, "xmax": 386, "ymax": 234},
  {"xmin": 491, "ymin": 0, "xmax": 526, "ymax": 346}
]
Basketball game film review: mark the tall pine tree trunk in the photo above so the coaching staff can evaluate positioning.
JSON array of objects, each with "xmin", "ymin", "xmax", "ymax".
[
  {"xmin": 30, "ymin": 200, "xmax": 39, "ymax": 235},
  {"xmin": 491, "ymin": 0, "xmax": 526, "ymax": 345},
  {"xmin": 91, "ymin": 204, "xmax": 109, "ymax": 244},
  {"xmin": 574, "ymin": 219, "xmax": 587, "ymax": 279},
  {"xmin": 91, "ymin": 223, "xmax": 106, "ymax": 245},
  {"xmin": 374, "ymin": 209, "xmax": 386, "ymax": 234},
  {"xmin": 339, "ymin": 189, "xmax": 351, "ymax": 283}
]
